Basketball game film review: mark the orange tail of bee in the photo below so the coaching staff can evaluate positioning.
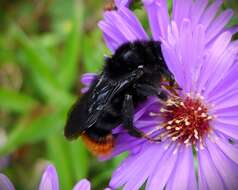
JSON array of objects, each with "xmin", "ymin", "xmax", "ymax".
[{"xmin": 81, "ymin": 133, "xmax": 114, "ymax": 156}]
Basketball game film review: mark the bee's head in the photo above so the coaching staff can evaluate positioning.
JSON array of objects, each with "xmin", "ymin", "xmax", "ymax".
[
  {"xmin": 106, "ymin": 43, "xmax": 145, "ymax": 78},
  {"xmin": 121, "ymin": 48, "xmax": 144, "ymax": 71}
]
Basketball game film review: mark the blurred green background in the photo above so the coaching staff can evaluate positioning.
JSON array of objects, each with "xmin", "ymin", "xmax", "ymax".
[{"xmin": 0, "ymin": 0, "xmax": 237, "ymax": 189}]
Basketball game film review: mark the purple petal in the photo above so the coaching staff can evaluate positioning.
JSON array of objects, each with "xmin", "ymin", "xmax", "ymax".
[
  {"xmin": 189, "ymin": 25, "xmax": 206, "ymax": 92},
  {"xmin": 117, "ymin": 7, "xmax": 148, "ymax": 39},
  {"xmin": 133, "ymin": 97, "xmax": 159, "ymax": 121},
  {"xmin": 166, "ymin": 146, "xmax": 197, "ymax": 190},
  {"xmin": 215, "ymin": 115, "xmax": 238, "ymax": 126},
  {"xmin": 0, "ymin": 174, "xmax": 15, "ymax": 190},
  {"xmin": 115, "ymin": 0, "xmax": 131, "ymax": 8},
  {"xmin": 198, "ymin": 161, "xmax": 209, "ymax": 190},
  {"xmin": 98, "ymin": 7, "xmax": 148, "ymax": 52},
  {"xmin": 207, "ymin": 64, "xmax": 238, "ymax": 104},
  {"xmin": 161, "ymin": 22, "xmax": 185, "ymax": 87},
  {"xmin": 213, "ymin": 121, "xmax": 238, "ymax": 140},
  {"xmin": 207, "ymin": 139, "xmax": 238, "ymax": 189},
  {"xmin": 212, "ymin": 91, "xmax": 238, "ymax": 111},
  {"xmin": 213, "ymin": 105, "xmax": 238, "ymax": 117},
  {"xmin": 143, "ymin": 0, "xmax": 170, "ymax": 40},
  {"xmin": 80, "ymin": 73, "xmax": 97, "ymax": 93},
  {"xmin": 39, "ymin": 164, "xmax": 59, "ymax": 190},
  {"xmin": 172, "ymin": 0, "xmax": 193, "ymax": 28},
  {"xmin": 196, "ymin": 32, "xmax": 233, "ymax": 95},
  {"xmin": 199, "ymin": 0, "xmax": 223, "ymax": 30},
  {"xmin": 80, "ymin": 73, "xmax": 97, "ymax": 86},
  {"xmin": 162, "ymin": 21, "xmax": 206, "ymax": 93},
  {"xmin": 109, "ymin": 143, "xmax": 165, "ymax": 189},
  {"xmin": 81, "ymin": 87, "xmax": 89, "ymax": 93},
  {"xmin": 203, "ymin": 40, "xmax": 237, "ymax": 98},
  {"xmin": 146, "ymin": 144, "xmax": 179, "ymax": 190},
  {"xmin": 108, "ymin": 133, "xmax": 145, "ymax": 158},
  {"xmin": 110, "ymin": 118, "xmax": 162, "ymax": 157},
  {"xmin": 198, "ymin": 148, "xmax": 225, "ymax": 190},
  {"xmin": 174, "ymin": 19, "xmax": 193, "ymax": 92},
  {"xmin": 206, "ymin": 9, "xmax": 233, "ymax": 43},
  {"xmin": 102, "ymin": 33, "xmax": 122, "ymax": 52},
  {"xmin": 190, "ymin": 0, "xmax": 208, "ymax": 27},
  {"xmin": 228, "ymin": 24, "xmax": 238, "ymax": 35},
  {"xmin": 73, "ymin": 179, "xmax": 91, "ymax": 190},
  {"xmin": 99, "ymin": 20, "xmax": 127, "ymax": 52},
  {"xmin": 216, "ymin": 138, "xmax": 238, "ymax": 165}
]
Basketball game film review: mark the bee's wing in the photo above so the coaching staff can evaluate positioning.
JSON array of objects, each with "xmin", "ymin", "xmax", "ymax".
[
  {"xmin": 86, "ymin": 71, "xmax": 142, "ymax": 128},
  {"xmin": 64, "ymin": 92, "xmax": 91, "ymax": 139},
  {"xmin": 65, "ymin": 69, "xmax": 143, "ymax": 139},
  {"xmin": 86, "ymin": 77, "xmax": 121, "ymax": 128},
  {"xmin": 64, "ymin": 75, "xmax": 119, "ymax": 139},
  {"xmin": 64, "ymin": 76, "xmax": 99, "ymax": 139}
]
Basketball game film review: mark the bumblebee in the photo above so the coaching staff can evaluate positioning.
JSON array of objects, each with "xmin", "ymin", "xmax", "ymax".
[{"xmin": 65, "ymin": 40, "xmax": 176, "ymax": 156}]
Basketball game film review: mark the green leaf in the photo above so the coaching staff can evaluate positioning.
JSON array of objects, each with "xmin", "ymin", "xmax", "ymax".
[
  {"xmin": 68, "ymin": 139, "xmax": 89, "ymax": 180},
  {"xmin": 0, "ymin": 108, "xmax": 66, "ymax": 156},
  {"xmin": 46, "ymin": 134, "xmax": 74, "ymax": 190},
  {"xmin": 14, "ymin": 26, "xmax": 56, "ymax": 79},
  {"xmin": 0, "ymin": 88, "xmax": 37, "ymax": 113},
  {"xmin": 83, "ymin": 30, "xmax": 105, "ymax": 72},
  {"xmin": 92, "ymin": 169, "xmax": 112, "ymax": 189},
  {"xmin": 13, "ymin": 25, "xmax": 73, "ymax": 106},
  {"xmin": 58, "ymin": 0, "xmax": 84, "ymax": 90},
  {"xmin": 112, "ymin": 152, "xmax": 127, "ymax": 167}
]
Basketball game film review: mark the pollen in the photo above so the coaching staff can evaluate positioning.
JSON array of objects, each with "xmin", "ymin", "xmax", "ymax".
[{"xmin": 158, "ymin": 95, "xmax": 213, "ymax": 146}]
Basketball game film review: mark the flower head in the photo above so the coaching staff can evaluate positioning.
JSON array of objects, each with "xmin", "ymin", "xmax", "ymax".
[
  {"xmin": 39, "ymin": 164, "xmax": 59, "ymax": 190},
  {"xmin": 0, "ymin": 164, "xmax": 95, "ymax": 190},
  {"xmin": 95, "ymin": 0, "xmax": 238, "ymax": 189}
]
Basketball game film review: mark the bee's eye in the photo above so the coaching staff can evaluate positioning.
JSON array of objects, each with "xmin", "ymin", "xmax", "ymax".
[{"xmin": 123, "ymin": 50, "xmax": 135, "ymax": 61}]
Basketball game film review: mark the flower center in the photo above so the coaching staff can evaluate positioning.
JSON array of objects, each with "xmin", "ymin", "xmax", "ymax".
[{"xmin": 153, "ymin": 95, "xmax": 213, "ymax": 147}]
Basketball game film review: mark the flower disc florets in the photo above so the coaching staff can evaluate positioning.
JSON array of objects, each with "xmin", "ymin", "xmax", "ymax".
[{"xmin": 159, "ymin": 94, "xmax": 213, "ymax": 148}]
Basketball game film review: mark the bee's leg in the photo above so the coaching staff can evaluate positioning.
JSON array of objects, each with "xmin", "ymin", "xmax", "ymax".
[
  {"xmin": 122, "ymin": 94, "xmax": 161, "ymax": 142},
  {"xmin": 135, "ymin": 84, "xmax": 168, "ymax": 101},
  {"xmin": 122, "ymin": 94, "xmax": 142, "ymax": 137}
]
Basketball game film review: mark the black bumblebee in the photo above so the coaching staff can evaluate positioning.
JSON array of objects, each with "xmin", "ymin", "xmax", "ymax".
[{"xmin": 64, "ymin": 40, "xmax": 176, "ymax": 156}]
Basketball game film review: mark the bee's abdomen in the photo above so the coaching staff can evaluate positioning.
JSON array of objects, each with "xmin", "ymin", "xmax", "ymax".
[{"xmin": 81, "ymin": 128, "xmax": 114, "ymax": 156}]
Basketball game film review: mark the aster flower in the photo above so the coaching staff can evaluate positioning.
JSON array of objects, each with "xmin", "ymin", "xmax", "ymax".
[
  {"xmin": 0, "ymin": 164, "xmax": 98, "ymax": 190},
  {"xmin": 90, "ymin": 0, "xmax": 238, "ymax": 189}
]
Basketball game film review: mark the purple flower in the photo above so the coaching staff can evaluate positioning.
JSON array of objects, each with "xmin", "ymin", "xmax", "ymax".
[
  {"xmin": 39, "ymin": 164, "xmax": 59, "ymax": 190},
  {"xmin": 0, "ymin": 173, "xmax": 15, "ymax": 190},
  {"xmin": 80, "ymin": 73, "xmax": 97, "ymax": 93},
  {"xmin": 115, "ymin": 0, "xmax": 132, "ymax": 8},
  {"xmin": 95, "ymin": 0, "xmax": 238, "ymax": 189},
  {"xmin": 72, "ymin": 179, "xmax": 91, "ymax": 190},
  {"xmin": 0, "ymin": 164, "xmax": 98, "ymax": 190}
]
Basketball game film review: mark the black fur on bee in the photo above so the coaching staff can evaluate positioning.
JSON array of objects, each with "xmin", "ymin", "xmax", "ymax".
[{"xmin": 64, "ymin": 40, "xmax": 176, "ymax": 156}]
